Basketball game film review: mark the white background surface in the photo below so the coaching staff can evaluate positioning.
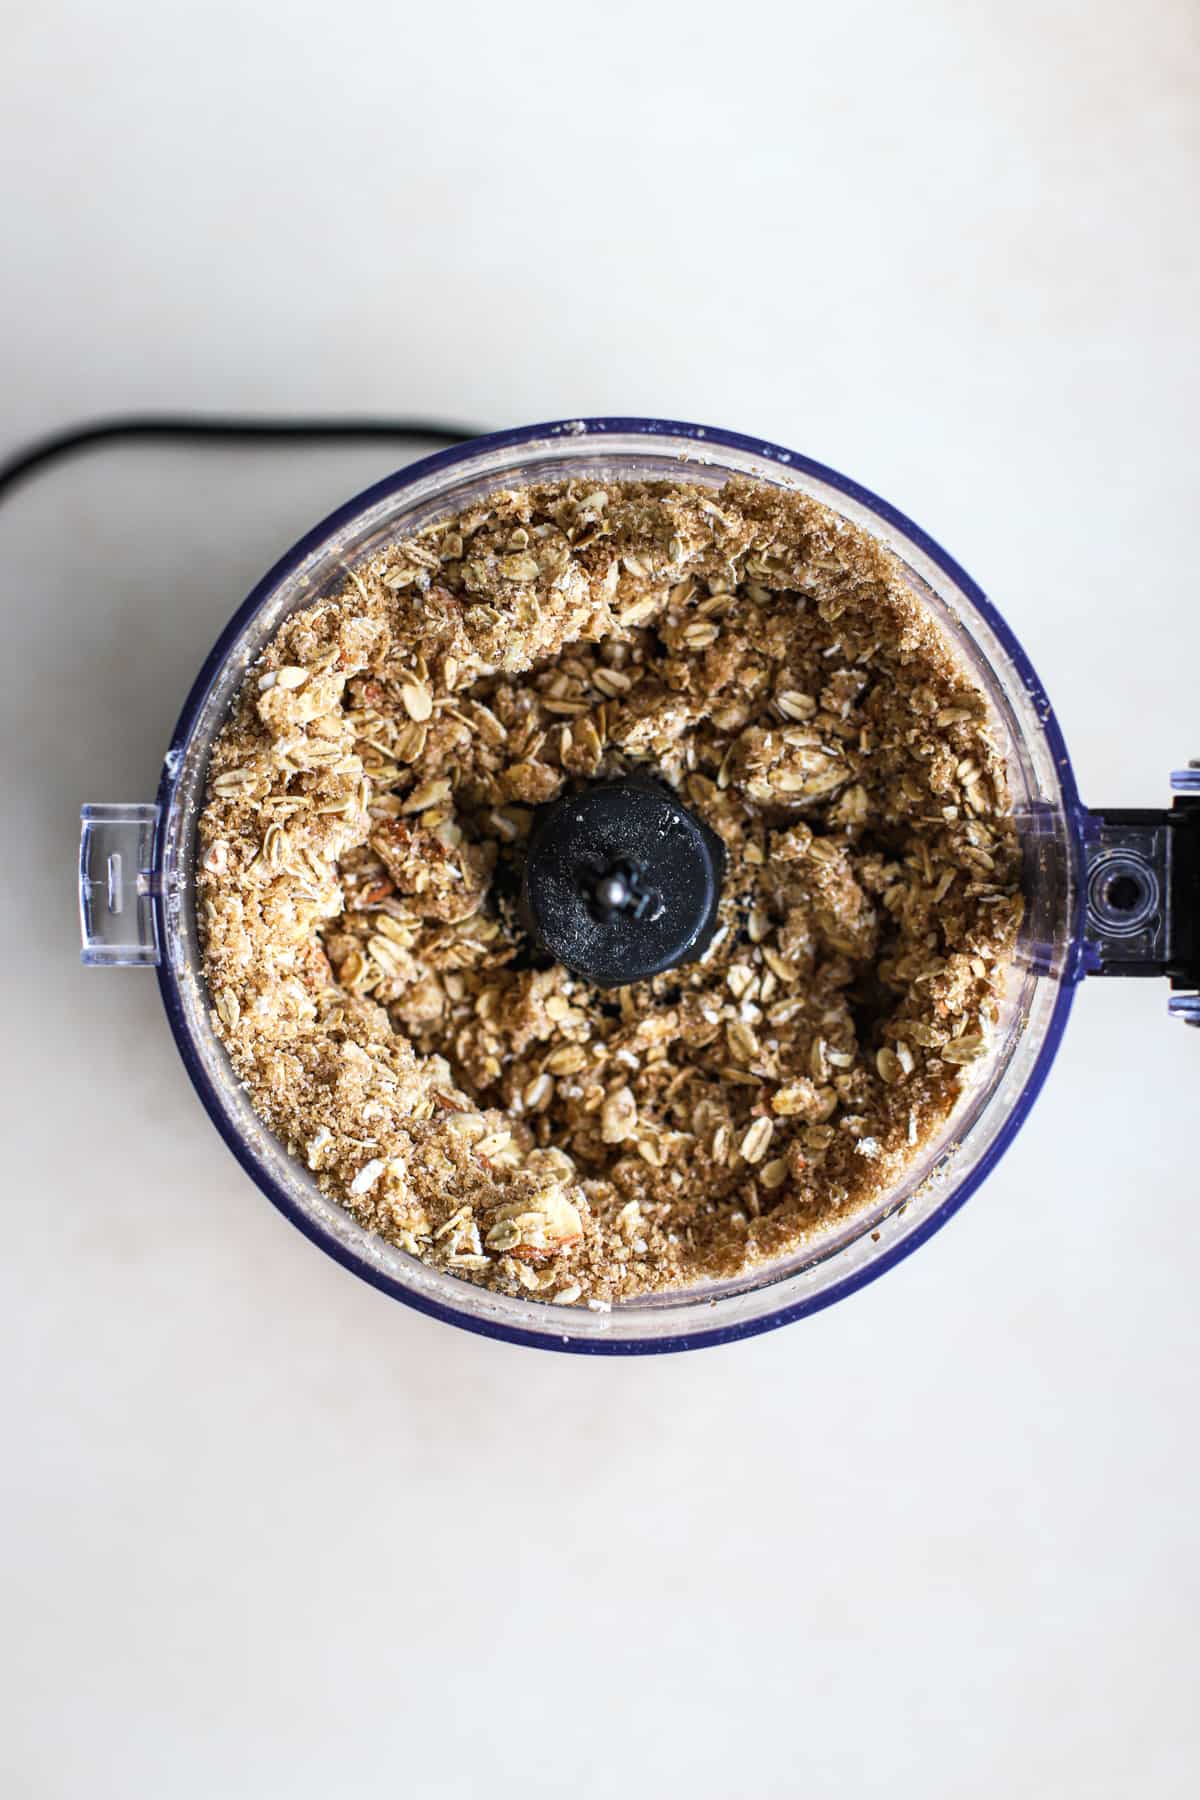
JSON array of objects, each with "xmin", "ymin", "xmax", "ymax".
[{"xmin": 3, "ymin": 3, "xmax": 1198, "ymax": 1795}]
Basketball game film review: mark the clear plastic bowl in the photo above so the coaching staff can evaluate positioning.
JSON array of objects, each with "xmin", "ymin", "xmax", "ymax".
[{"xmin": 80, "ymin": 419, "xmax": 1087, "ymax": 1352}]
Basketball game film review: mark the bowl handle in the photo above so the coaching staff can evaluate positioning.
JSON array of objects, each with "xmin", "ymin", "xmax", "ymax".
[{"xmin": 78, "ymin": 804, "xmax": 161, "ymax": 967}]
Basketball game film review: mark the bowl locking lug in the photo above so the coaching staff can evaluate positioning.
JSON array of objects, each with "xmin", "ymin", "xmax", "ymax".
[{"xmin": 1084, "ymin": 764, "xmax": 1200, "ymax": 1025}]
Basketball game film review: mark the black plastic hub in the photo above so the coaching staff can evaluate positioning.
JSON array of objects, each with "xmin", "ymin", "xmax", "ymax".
[
  {"xmin": 1085, "ymin": 765, "xmax": 1200, "ymax": 1024},
  {"xmin": 519, "ymin": 778, "xmax": 726, "ymax": 988}
]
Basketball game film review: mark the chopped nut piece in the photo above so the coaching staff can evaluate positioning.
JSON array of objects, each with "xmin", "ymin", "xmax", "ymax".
[
  {"xmin": 601, "ymin": 1085, "xmax": 638, "ymax": 1144},
  {"xmin": 350, "ymin": 1158, "xmax": 386, "ymax": 1196},
  {"xmin": 484, "ymin": 1190, "xmax": 583, "ymax": 1260}
]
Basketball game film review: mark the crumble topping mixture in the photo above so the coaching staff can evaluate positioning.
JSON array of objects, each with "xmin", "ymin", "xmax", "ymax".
[{"xmin": 198, "ymin": 476, "xmax": 1022, "ymax": 1307}]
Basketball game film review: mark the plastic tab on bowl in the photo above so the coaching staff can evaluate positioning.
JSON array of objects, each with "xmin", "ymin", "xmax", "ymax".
[{"xmin": 79, "ymin": 804, "xmax": 161, "ymax": 967}]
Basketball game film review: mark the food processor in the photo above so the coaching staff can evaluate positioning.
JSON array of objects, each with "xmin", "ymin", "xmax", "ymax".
[{"xmin": 77, "ymin": 418, "xmax": 1200, "ymax": 1353}]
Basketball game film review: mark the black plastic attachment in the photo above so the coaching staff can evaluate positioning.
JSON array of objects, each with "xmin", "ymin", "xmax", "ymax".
[
  {"xmin": 520, "ymin": 778, "xmax": 726, "ymax": 988},
  {"xmin": 1085, "ymin": 764, "xmax": 1200, "ymax": 1024}
]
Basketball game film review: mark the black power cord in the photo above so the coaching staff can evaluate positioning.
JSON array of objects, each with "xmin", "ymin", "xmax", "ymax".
[{"xmin": 0, "ymin": 413, "xmax": 485, "ymax": 505}]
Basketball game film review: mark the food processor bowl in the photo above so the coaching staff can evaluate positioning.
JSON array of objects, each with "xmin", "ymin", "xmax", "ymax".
[{"xmin": 79, "ymin": 418, "xmax": 1093, "ymax": 1352}]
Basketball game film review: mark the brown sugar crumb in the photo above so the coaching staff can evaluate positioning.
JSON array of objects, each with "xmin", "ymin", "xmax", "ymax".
[{"xmin": 198, "ymin": 476, "xmax": 1023, "ymax": 1306}]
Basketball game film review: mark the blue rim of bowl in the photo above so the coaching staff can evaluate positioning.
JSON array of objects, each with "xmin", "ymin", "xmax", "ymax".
[{"xmin": 153, "ymin": 417, "xmax": 1087, "ymax": 1355}]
